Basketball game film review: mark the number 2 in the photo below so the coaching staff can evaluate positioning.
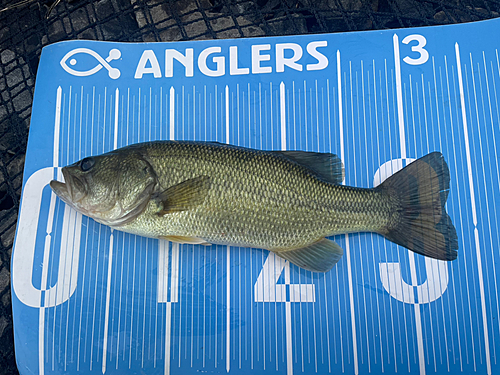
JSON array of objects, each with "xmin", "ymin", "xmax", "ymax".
[{"xmin": 402, "ymin": 34, "xmax": 429, "ymax": 65}]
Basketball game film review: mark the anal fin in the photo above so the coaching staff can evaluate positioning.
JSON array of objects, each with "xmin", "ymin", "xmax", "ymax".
[{"xmin": 274, "ymin": 238, "xmax": 343, "ymax": 273}]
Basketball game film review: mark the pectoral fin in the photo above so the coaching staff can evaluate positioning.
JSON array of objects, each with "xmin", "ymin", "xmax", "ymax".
[
  {"xmin": 159, "ymin": 235, "xmax": 211, "ymax": 246},
  {"xmin": 274, "ymin": 238, "xmax": 343, "ymax": 273},
  {"xmin": 155, "ymin": 176, "xmax": 211, "ymax": 216}
]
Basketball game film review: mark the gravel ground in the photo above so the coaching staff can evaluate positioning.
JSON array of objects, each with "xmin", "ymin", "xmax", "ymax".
[{"xmin": 1, "ymin": 0, "xmax": 499, "ymax": 374}]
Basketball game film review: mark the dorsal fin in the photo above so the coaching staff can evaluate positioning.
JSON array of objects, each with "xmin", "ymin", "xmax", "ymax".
[{"xmin": 273, "ymin": 151, "xmax": 344, "ymax": 184}]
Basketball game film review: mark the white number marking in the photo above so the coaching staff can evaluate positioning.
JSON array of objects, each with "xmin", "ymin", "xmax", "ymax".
[
  {"xmin": 254, "ymin": 253, "xmax": 315, "ymax": 303},
  {"xmin": 402, "ymin": 34, "xmax": 429, "ymax": 66}
]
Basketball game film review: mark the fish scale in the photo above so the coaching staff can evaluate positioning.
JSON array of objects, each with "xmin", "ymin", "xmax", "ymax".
[
  {"xmin": 121, "ymin": 142, "xmax": 390, "ymax": 248},
  {"xmin": 50, "ymin": 141, "xmax": 458, "ymax": 272}
]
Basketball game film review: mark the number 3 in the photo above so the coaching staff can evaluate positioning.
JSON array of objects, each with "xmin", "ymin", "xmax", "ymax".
[{"xmin": 402, "ymin": 34, "xmax": 429, "ymax": 65}]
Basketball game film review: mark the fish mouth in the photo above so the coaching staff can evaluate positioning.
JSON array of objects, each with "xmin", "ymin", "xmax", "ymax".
[
  {"xmin": 49, "ymin": 179, "xmax": 69, "ymax": 201},
  {"xmin": 49, "ymin": 168, "xmax": 87, "ymax": 205}
]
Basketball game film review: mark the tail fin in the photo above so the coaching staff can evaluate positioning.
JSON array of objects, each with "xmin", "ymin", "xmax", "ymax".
[{"xmin": 376, "ymin": 152, "xmax": 458, "ymax": 261}]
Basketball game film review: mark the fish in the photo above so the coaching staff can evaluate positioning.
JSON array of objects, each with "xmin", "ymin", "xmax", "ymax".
[{"xmin": 49, "ymin": 141, "xmax": 458, "ymax": 272}]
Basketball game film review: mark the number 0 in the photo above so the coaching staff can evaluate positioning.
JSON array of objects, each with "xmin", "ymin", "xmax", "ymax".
[{"xmin": 402, "ymin": 34, "xmax": 429, "ymax": 65}]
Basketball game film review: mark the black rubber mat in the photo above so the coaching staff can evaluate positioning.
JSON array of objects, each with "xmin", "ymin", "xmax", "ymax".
[{"xmin": 1, "ymin": 0, "xmax": 499, "ymax": 374}]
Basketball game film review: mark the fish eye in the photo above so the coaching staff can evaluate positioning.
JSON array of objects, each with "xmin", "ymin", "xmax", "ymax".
[{"xmin": 80, "ymin": 157, "xmax": 95, "ymax": 172}]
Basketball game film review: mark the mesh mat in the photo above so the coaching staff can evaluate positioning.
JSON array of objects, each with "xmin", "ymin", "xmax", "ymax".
[{"xmin": 0, "ymin": 0, "xmax": 499, "ymax": 373}]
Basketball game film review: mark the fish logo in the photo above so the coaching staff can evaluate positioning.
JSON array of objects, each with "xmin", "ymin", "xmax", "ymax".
[{"xmin": 60, "ymin": 48, "xmax": 121, "ymax": 79}]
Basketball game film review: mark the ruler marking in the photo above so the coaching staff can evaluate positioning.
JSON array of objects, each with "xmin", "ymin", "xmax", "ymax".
[
  {"xmin": 455, "ymin": 43, "xmax": 491, "ymax": 375},
  {"xmin": 393, "ymin": 34, "xmax": 427, "ymax": 375},
  {"xmin": 337, "ymin": 51, "xmax": 358, "ymax": 375},
  {"xmin": 225, "ymin": 84, "xmax": 231, "ymax": 373}
]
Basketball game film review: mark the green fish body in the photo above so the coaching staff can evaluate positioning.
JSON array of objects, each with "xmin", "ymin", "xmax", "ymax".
[{"xmin": 50, "ymin": 141, "xmax": 458, "ymax": 272}]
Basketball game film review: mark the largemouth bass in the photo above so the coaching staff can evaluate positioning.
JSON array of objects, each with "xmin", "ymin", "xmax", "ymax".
[{"xmin": 50, "ymin": 141, "xmax": 458, "ymax": 272}]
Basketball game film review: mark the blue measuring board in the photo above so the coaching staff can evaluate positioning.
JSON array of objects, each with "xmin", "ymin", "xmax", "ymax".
[{"xmin": 11, "ymin": 18, "xmax": 500, "ymax": 375}]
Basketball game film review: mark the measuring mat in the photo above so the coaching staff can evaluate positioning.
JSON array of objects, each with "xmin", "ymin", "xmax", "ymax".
[{"xmin": 12, "ymin": 18, "xmax": 500, "ymax": 375}]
